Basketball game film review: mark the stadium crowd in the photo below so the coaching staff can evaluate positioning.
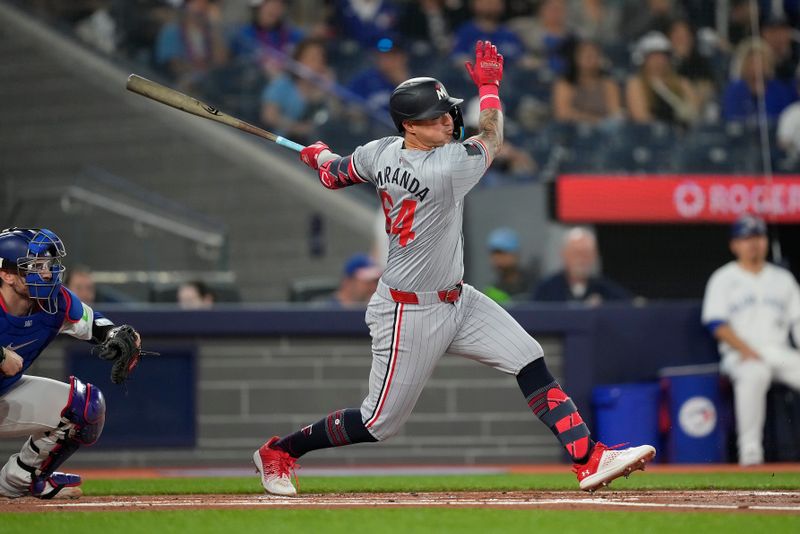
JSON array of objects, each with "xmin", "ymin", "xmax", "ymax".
[{"xmin": 21, "ymin": 0, "xmax": 800, "ymax": 181}]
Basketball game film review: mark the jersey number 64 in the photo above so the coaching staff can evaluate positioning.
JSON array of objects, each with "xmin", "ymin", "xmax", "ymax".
[{"xmin": 380, "ymin": 191, "xmax": 417, "ymax": 247}]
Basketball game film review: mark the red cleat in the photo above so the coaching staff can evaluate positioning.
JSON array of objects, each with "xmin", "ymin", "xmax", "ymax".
[
  {"xmin": 574, "ymin": 442, "xmax": 656, "ymax": 492},
  {"xmin": 253, "ymin": 436, "xmax": 299, "ymax": 496}
]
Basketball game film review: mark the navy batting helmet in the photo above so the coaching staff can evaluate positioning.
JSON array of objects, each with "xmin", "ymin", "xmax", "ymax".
[
  {"xmin": 389, "ymin": 77, "xmax": 465, "ymax": 140},
  {"xmin": 0, "ymin": 227, "xmax": 66, "ymax": 314}
]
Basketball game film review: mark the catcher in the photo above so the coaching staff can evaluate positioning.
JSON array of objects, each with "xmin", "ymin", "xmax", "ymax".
[{"xmin": 0, "ymin": 227, "xmax": 147, "ymax": 499}]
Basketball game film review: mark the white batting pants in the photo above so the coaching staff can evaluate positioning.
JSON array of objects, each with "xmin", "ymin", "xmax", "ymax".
[
  {"xmin": 0, "ymin": 376, "xmax": 71, "ymax": 497},
  {"xmin": 360, "ymin": 283, "xmax": 543, "ymax": 441},
  {"xmin": 724, "ymin": 347, "xmax": 800, "ymax": 465}
]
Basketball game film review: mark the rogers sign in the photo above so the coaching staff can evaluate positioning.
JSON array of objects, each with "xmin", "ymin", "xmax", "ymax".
[{"xmin": 557, "ymin": 175, "xmax": 800, "ymax": 223}]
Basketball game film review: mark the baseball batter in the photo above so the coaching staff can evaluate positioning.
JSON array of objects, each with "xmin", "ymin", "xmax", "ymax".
[
  {"xmin": 254, "ymin": 41, "xmax": 655, "ymax": 495},
  {"xmin": 0, "ymin": 227, "xmax": 144, "ymax": 499},
  {"xmin": 702, "ymin": 214, "xmax": 800, "ymax": 466}
]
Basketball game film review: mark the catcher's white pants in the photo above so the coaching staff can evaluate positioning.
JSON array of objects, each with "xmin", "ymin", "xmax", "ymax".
[
  {"xmin": 360, "ymin": 282, "xmax": 543, "ymax": 441},
  {"xmin": 723, "ymin": 346, "xmax": 800, "ymax": 465},
  {"xmin": 0, "ymin": 375, "xmax": 70, "ymax": 497}
]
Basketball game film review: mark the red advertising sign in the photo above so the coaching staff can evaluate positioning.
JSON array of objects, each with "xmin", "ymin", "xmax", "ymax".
[{"xmin": 556, "ymin": 174, "xmax": 800, "ymax": 223}]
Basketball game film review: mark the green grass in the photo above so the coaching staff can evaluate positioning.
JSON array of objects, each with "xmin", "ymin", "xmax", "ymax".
[
  {"xmin": 81, "ymin": 471, "xmax": 800, "ymax": 496},
  {"xmin": 1, "ymin": 509, "xmax": 798, "ymax": 534},
  {"xmin": 2, "ymin": 472, "xmax": 795, "ymax": 533}
]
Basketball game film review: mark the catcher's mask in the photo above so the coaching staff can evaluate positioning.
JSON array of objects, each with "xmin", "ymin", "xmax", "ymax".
[
  {"xmin": 0, "ymin": 227, "xmax": 66, "ymax": 314},
  {"xmin": 389, "ymin": 77, "xmax": 465, "ymax": 141}
]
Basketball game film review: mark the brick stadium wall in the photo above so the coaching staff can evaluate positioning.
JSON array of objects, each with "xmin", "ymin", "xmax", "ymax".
[{"xmin": 0, "ymin": 336, "xmax": 565, "ymax": 468}]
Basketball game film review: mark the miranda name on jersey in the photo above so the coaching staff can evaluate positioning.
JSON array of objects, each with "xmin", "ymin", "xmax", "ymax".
[{"xmin": 375, "ymin": 166, "xmax": 430, "ymax": 201}]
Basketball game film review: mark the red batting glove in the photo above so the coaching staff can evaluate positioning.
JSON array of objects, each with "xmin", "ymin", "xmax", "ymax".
[
  {"xmin": 300, "ymin": 141, "xmax": 331, "ymax": 171},
  {"xmin": 464, "ymin": 40, "xmax": 504, "ymax": 88}
]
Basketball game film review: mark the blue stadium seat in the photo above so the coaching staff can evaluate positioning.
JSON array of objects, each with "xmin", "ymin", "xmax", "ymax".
[
  {"xmin": 688, "ymin": 123, "xmax": 727, "ymax": 142},
  {"xmin": 437, "ymin": 68, "xmax": 474, "ymax": 102},
  {"xmin": 719, "ymin": 122, "xmax": 774, "ymax": 173},
  {"xmin": 617, "ymin": 121, "xmax": 677, "ymax": 149},
  {"xmin": 603, "ymin": 42, "xmax": 634, "ymax": 79},
  {"xmin": 597, "ymin": 143, "xmax": 668, "ymax": 173},
  {"xmin": 596, "ymin": 122, "xmax": 678, "ymax": 173},
  {"xmin": 407, "ymin": 44, "xmax": 451, "ymax": 77},
  {"xmin": 327, "ymin": 39, "xmax": 369, "ymax": 84},
  {"xmin": 775, "ymin": 151, "xmax": 800, "ymax": 173},
  {"xmin": 316, "ymin": 111, "xmax": 395, "ymax": 154},
  {"xmin": 538, "ymin": 121, "xmax": 577, "ymax": 146},
  {"xmin": 675, "ymin": 141, "xmax": 736, "ymax": 172},
  {"xmin": 559, "ymin": 124, "xmax": 609, "ymax": 172},
  {"xmin": 502, "ymin": 67, "xmax": 553, "ymax": 118}
]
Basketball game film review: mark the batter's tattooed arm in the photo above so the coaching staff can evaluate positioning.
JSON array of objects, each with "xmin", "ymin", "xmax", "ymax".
[{"xmin": 474, "ymin": 108, "xmax": 504, "ymax": 160}]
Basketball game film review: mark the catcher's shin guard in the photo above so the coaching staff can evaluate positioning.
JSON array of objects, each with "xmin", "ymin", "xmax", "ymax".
[
  {"xmin": 60, "ymin": 376, "xmax": 106, "ymax": 446},
  {"xmin": 26, "ymin": 377, "xmax": 106, "ymax": 485}
]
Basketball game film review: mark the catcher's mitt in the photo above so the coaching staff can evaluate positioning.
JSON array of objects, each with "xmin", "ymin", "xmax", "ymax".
[{"xmin": 92, "ymin": 325, "xmax": 153, "ymax": 384}]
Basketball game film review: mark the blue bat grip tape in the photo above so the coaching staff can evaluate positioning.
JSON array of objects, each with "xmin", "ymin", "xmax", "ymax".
[{"xmin": 276, "ymin": 137, "xmax": 305, "ymax": 152}]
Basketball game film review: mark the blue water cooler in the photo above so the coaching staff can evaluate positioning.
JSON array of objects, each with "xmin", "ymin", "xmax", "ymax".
[
  {"xmin": 592, "ymin": 382, "xmax": 661, "ymax": 457},
  {"xmin": 660, "ymin": 365, "xmax": 725, "ymax": 463}
]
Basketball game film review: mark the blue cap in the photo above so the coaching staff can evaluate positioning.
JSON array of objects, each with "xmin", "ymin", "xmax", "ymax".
[
  {"xmin": 343, "ymin": 253, "xmax": 382, "ymax": 280},
  {"xmin": 730, "ymin": 214, "xmax": 767, "ymax": 239},
  {"xmin": 487, "ymin": 228, "xmax": 520, "ymax": 253},
  {"xmin": 375, "ymin": 35, "xmax": 407, "ymax": 54}
]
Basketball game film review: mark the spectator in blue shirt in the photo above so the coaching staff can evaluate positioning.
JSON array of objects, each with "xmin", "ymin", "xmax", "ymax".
[
  {"xmin": 523, "ymin": 0, "xmax": 573, "ymax": 75},
  {"xmin": 329, "ymin": 0, "xmax": 399, "ymax": 49},
  {"xmin": 154, "ymin": 0, "xmax": 229, "ymax": 90},
  {"xmin": 396, "ymin": 0, "xmax": 464, "ymax": 56},
  {"xmin": 230, "ymin": 0, "xmax": 304, "ymax": 79},
  {"xmin": 346, "ymin": 39, "xmax": 410, "ymax": 112},
  {"xmin": 722, "ymin": 37, "xmax": 798, "ymax": 123},
  {"xmin": 531, "ymin": 227, "xmax": 631, "ymax": 304},
  {"xmin": 260, "ymin": 38, "xmax": 334, "ymax": 144},
  {"xmin": 451, "ymin": 0, "xmax": 525, "ymax": 65}
]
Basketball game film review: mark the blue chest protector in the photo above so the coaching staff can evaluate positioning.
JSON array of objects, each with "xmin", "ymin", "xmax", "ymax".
[{"xmin": 0, "ymin": 287, "xmax": 84, "ymax": 396}]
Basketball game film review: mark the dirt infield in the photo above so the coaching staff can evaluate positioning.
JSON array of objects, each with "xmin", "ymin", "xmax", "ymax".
[
  {"xmin": 4, "ymin": 490, "xmax": 800, "ymax": 514},
  {"xmin": 68, "ymin": 462, "xmax": 800, "ymax": 480}
]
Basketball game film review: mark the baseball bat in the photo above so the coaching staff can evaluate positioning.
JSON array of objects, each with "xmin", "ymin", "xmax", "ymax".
[{"xmin": 125, "ymin": 74, "xmax": 305, "ymax": 153}]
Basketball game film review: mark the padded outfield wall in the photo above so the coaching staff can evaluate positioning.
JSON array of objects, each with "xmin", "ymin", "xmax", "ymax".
[{"xmin": 0, "ymin": 303, "xmax": 720, "ymax": 468}]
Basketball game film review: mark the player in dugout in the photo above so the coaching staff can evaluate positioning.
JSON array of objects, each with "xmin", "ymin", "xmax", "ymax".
[
  {"xmin": 252, "ymin": 41, "xmax": 656, "ymax": 496},
  {"xmin": 702, "ymin": 214, "xmax": 800, "ymax": 466}
]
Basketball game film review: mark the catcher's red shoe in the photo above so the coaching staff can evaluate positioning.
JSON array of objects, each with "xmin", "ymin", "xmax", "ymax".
[
  {"xmin": 253, "ymin": 436, "xmax": 299, "ymax": 496},
  {"xmin": 574, "ymin": 442, "xmax": 656, "ymax": 492}
]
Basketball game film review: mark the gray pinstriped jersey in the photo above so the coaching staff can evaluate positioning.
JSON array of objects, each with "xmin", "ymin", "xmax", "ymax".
[{"xmin": 352, "ymin": 136, "xmax": 489, "ymax": 291}]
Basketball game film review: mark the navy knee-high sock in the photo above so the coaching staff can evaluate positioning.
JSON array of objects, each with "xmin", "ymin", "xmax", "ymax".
[
  {"xmin": 517, "ymin": 358, "xmax": 595, "ymax": 464},
  {"xmin": 273, "ymin": 408, "xmax": 377, "ymax": 458}
]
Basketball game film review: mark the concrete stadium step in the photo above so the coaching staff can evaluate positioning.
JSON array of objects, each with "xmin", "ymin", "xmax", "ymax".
[{"xmin": 0, "ymin": 56, "xmax": 61, "ymax": 76}]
